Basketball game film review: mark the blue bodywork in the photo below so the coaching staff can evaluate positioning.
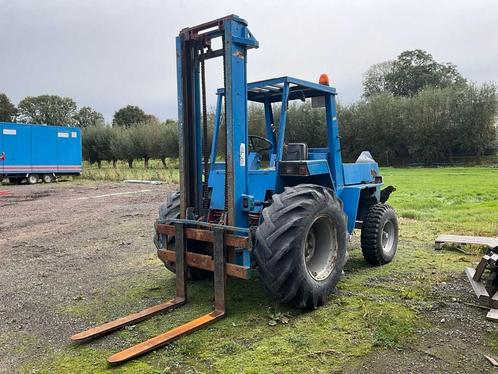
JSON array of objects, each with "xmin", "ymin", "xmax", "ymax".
[
  {"xmin": 0, "ymin": 122, "xmax": 82, "ymax": 178},
  {"xmin": 175, "ymin": 15, "xmax": 384, "ymax": 270},
  {"xmin": 207, "ymin": 76, "xmax": 383, "ymax": 239}
]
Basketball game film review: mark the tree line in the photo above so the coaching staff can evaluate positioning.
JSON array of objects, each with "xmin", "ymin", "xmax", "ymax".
[
  {"xmin": 1, "ymin": 49, "xmax": 496, "ymax": 166},
  {"xmin": 82, "ymin": 120, "xmax": 179, "ymax": 168},
  {"xmin": 271, "ymin": 83, "xmax": 497, "ymax": 165},
  {"xmin": 276, "ymin": 50, "xmax": 497, "ymax": 165}
]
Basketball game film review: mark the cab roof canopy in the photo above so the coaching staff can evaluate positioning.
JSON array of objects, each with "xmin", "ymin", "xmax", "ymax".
[{"xmin": 217, "ymin": 76, "xmax": 337, "ymax": 103}]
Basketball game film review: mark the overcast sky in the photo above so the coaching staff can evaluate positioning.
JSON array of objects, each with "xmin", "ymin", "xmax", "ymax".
[{"xmin": 1, "ymin": 0, "xmax": 497, "ymax": 122}]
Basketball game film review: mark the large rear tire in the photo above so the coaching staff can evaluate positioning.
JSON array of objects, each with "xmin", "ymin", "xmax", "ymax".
[
  {"xmin": 154, "ymin": 191, "xmax": 210, "ymax": 280},
  {"xmin": 361, "ymin": 203, "xmax": 398, "ymax": 265},
  {"xmin": 254, "ymin": 184, "xmax": 348, "ymax": 309}
]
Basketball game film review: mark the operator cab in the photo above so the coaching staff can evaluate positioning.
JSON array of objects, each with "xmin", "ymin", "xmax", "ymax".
[
  {"xmin": 211, "ymin": 77, "xmax": 355, "ymax": 213},
  {"xmin": 208, "ymin": 75, "xmax": 381, "ymax": 233}
]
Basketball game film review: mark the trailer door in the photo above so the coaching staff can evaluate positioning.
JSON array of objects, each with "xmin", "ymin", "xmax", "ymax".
[
  {"xmin": 32, "ymin": 125, "xmax": 57, "ymax": 173},
  {"xmin": 2, "ymin": 124, "xmax": 31, "ymax": 174},
  {"xmin": 57, "ymin": 128, "xmax": 82, "ymax": 173}
]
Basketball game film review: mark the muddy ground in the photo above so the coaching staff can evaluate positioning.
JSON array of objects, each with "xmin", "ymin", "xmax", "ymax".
[{"xmin": 1, "ymin": 181, "xmax": 497, "ymax": 373}]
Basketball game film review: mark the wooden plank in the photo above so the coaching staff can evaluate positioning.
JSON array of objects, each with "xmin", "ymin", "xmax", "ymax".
[
  {"xmin": 465, "ymin": 267, "xmax": 490, "ymax": 303},
  {"xmin": 157, "ymin": 249, "xmax": 249, "ymax": 279},
  {"xmin": 486, "ymin": 309, "xmax": 498, "ymax": 321},
  {"xmin": 474, "ymin": 256, "xmax": 490, "ymax": 281},
  {"xmin": 490, "ymin": 291, "xmax": 498, "ymax": 309},
  {"xmin": 156, "ymin": 224, "xmax": 250, "ymax": 248},
  {"xmin": 435, "ymin": 234, "xmax": 498, "ymax": 249}
]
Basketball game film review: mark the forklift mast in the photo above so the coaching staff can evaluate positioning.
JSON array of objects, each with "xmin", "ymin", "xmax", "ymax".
[{"xmin": 176, "ymin": 15, "xmax": 258, "ymax": 228}]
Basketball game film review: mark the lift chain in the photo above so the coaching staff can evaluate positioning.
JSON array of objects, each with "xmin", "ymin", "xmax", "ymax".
[{"xmin": 200, "ymin": 48, "xmax": 210, "ymax": 210}]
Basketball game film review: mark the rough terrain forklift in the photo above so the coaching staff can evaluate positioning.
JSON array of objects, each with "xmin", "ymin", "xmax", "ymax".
[{"xmin": 71, "ymin": 15, "xmax": 398, "ymax": 364}]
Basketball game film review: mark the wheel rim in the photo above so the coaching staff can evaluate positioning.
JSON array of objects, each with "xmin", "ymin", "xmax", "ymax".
[
  {"xmin": 381, "ymin": 219, "xmax": 396, "ymax": 256},
  {"xmin": 304, "ymin": 215, "xmax": 337, "ymax": 281},
  {"xmin": 29, "ymin": 175, "xmax": 37, "ymax": 184}
]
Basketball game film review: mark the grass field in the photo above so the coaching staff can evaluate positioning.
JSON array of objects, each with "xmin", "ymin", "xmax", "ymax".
[
  {"xmin": 28, "ymin": 166, "xmax": 498, "ymax": 373},
  {"xmin": 81, "ymin": 160, "xmax": 180, "ymax": 183},
  {"xmin": 80, "ymin": 162, "xmax": 497, "ymax": 237}
]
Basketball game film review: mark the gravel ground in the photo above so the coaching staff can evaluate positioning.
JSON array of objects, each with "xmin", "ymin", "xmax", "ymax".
[
  {"xmin": 1, "ymin": 180, "xmax": 497, "ymax": 373},
  {"xmin": 0, "ymin": 181, "xmax": 173, "ymax": 373},
  {"xmin": 345, "ymin": 273, "xmax": 498, "ymax": 373}
]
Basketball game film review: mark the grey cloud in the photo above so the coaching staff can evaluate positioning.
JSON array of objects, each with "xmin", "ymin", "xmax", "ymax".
[{"xmin": 1, "ymin": 0, "xmax": 497, "ymax": 121}]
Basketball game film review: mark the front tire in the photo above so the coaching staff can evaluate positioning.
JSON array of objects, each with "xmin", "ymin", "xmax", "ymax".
[
  {"xmin": 254, "ymin": 184, "xmax": 348, "ymax": 309},
  {"xmin": 154, "ymin": 191, "xmax": 210, "ymax": 280},
  {"xmin": 361, "ymin": 203, "xmax": 398, "ymax": 265}
]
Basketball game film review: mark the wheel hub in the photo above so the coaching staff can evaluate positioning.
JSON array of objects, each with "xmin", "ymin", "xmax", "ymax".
[
  {"xmin": 304, "ymin": 215, "xmax": 337, "ymax": 281},
  {"xmin": 381, "ymin": 220, "xmax": 396, "ymax": 255}
]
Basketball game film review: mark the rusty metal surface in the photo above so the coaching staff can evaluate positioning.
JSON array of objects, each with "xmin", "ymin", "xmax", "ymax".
[
  {"xmin": 175, "ymin": 223, "xmax": 187, "ymax": 300},
  {"xmin": 70, "ymin": 297, "xmax": 186, "ymax": 342},
  {"xmin": 213, "ymin": 228, "xmax": 226, "ymax": 312},
  {"xmin": 157, "ymin": 250, "xmax": 249, "ymax": 279},
  {"xmin": 156, "ymin": 223, "xmax": 250, "ymax": 248},
  {"xmin": 107, "ymin": 225, "xmax": 228, "ymax": 365},
  {"xmin": 107, "ymin": 310, "xmax": 225, "ymax": 364},
  {"xmin": 73, "ymin": 221, "xmax": 233, "ymax": 364}
]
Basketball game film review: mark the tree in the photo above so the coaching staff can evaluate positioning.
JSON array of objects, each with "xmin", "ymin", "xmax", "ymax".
[
  {"xmin": 0, "ymin": 93, "xmax": 17, "ymax": 122},
  {"xmin": 450, "ymin": 83, "xmax": 498, "ymax": 162},
  {"xmin": 17, "ymin": 95, "xmax": 77, "ymax": 125},
  {"xmin": 113, "ymin": 105, "xmax": 147, "ymax": 127},
  {"xmin": 110, "ymin": 127, "xmax": 136, "ymax": 168},
  {"xmin": 385, "ymin": 49, "xmax": 466, "ymax": 96},
  {"xmin": 156, "ymin": 120, "xmax": 179, "ymax": 167},
  {"xmin": 129, "ymin": 120, "xmax": 164, "ymax": 168},
  {"xmin": 362, "ymin": 61, "xmax": 394, "ymax": 97},
  {"xmin": 74, "ymin": 106, "xmax": 105, "ymax": 128},
  {"xmin": 82, "ymin": 125, "xmax": 112, "ymax": 167},
  {"xmin": 362, "ymin": 50, "xmax": 466, "ymax": 98}
]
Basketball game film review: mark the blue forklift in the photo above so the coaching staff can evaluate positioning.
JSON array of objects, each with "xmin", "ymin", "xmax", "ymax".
[{"xmin": 71, "ymin": 15, "xmax": 398, "ymax": 364}]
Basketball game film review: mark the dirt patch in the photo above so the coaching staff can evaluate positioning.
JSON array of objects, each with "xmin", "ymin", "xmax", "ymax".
[{"xmin": 0, "ymin": 181, "xmax": 173, "ymax": 373}]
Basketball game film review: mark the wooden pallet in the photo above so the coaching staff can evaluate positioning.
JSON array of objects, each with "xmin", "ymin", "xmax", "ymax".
[
  {"xmin": 435, "ymin": 234, "xmax": 498, "ymax": 250},
  {"xmin": 464, "ymin": 240, "xmax": 498, "ymax": 323}
]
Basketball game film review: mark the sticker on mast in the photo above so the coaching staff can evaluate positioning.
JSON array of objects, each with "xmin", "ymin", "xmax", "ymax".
[{"xmin": 240, "ymin": 143, "xmax": 246, "ymax": 167}]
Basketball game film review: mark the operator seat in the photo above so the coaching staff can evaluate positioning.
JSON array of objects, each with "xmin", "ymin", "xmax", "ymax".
[{"xmin": 283, "ymin": 143, "xmax": 308, "ymax": 161}]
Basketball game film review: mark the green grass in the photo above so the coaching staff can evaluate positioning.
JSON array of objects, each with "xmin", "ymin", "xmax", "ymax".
[
  {"xmin": 23, "ymin": 166, "xmax": 498, "ymax": 373},
  {"xmin": 81, "ymin": 159, "xmax": 180, "ymax": 183},
  {"xmin": 384, "ymin": 167, "xmax": 498, "ymax": 236}
]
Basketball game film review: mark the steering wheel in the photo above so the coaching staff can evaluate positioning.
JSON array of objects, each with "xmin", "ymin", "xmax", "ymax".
[{"xmin": 248, "ymin": 135, "xmax": 273, "ymax": 154}]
